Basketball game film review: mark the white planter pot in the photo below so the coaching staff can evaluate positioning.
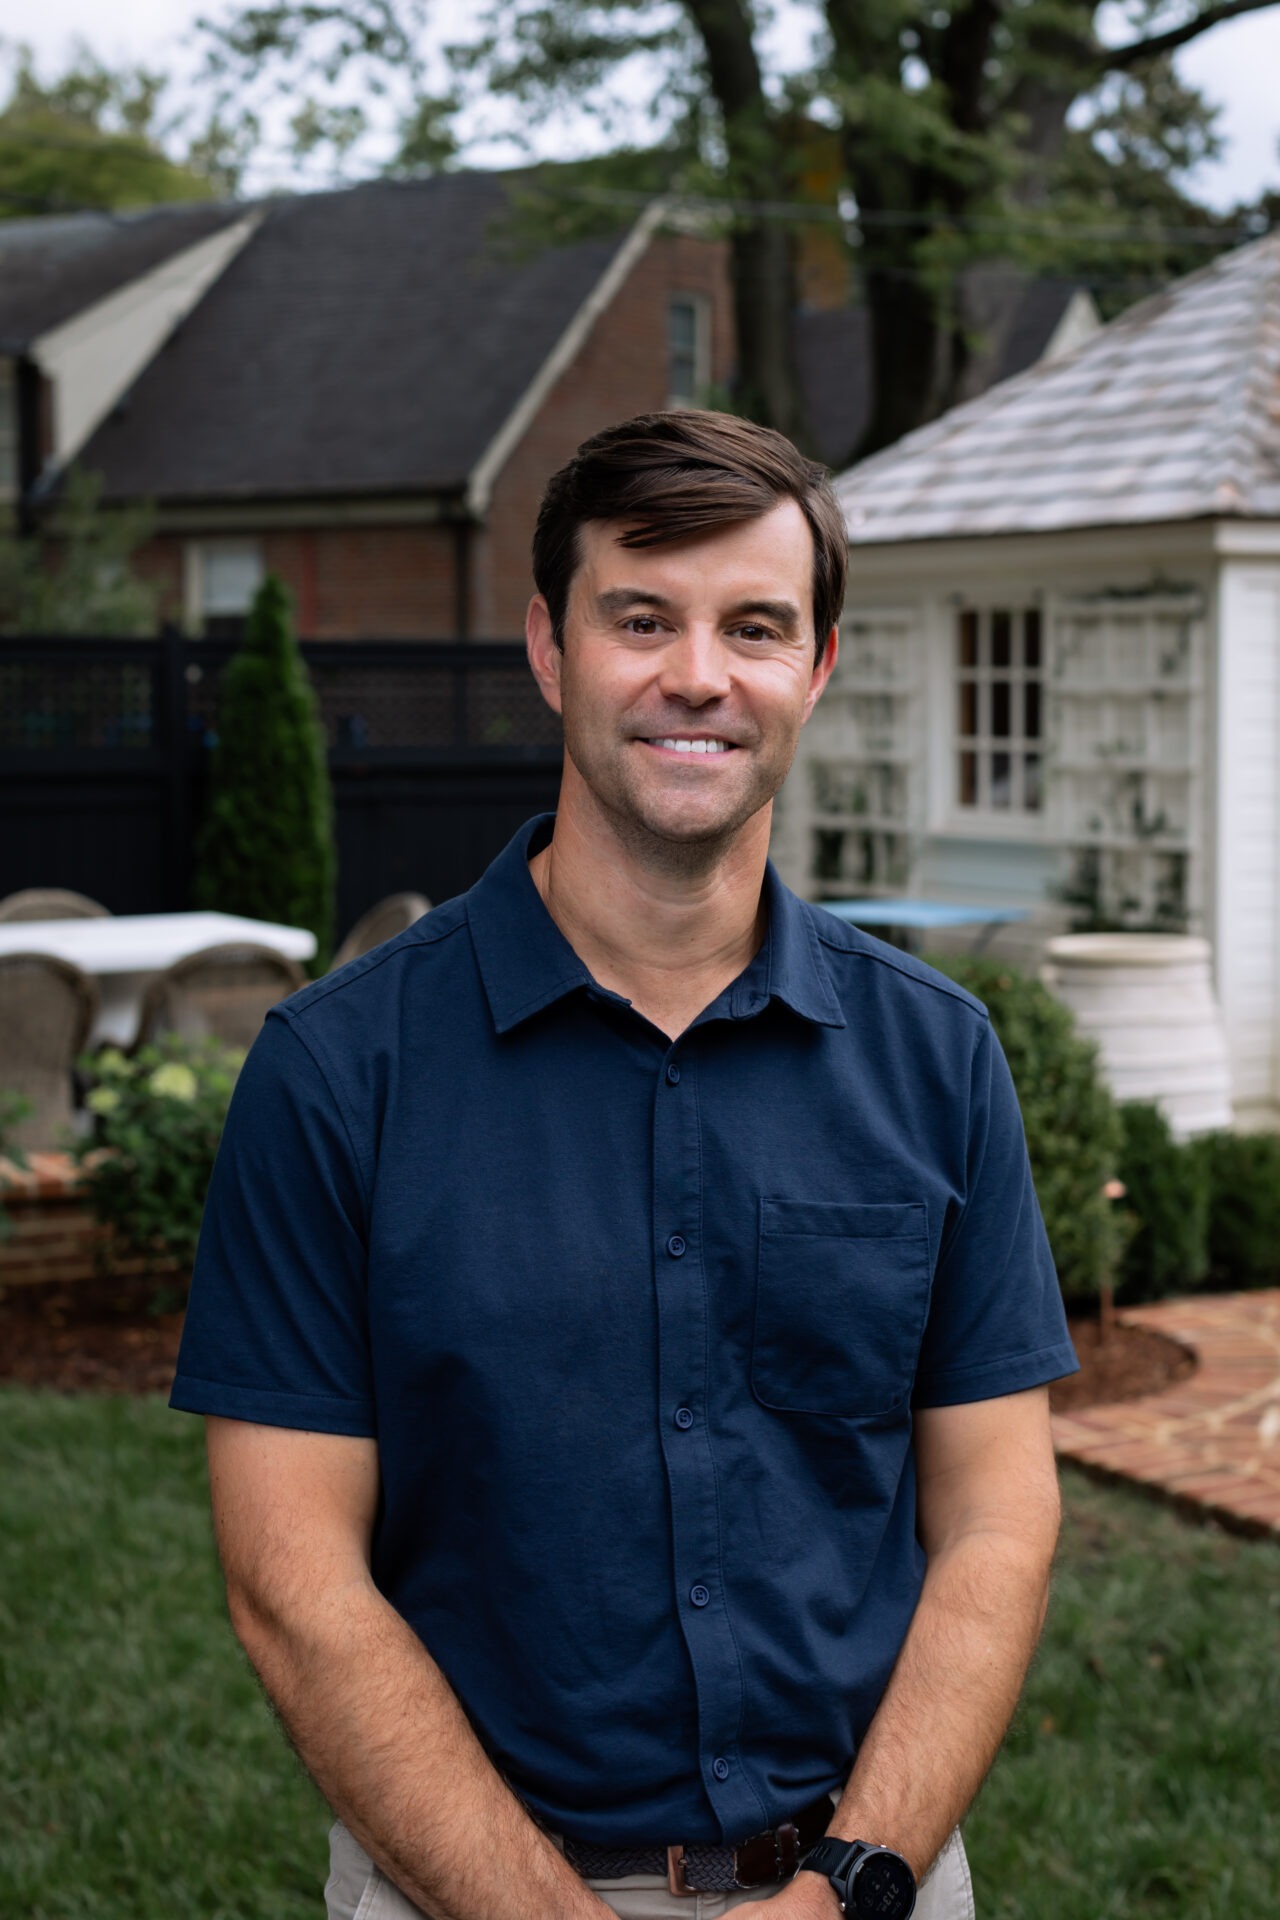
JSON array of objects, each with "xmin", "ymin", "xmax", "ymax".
[{"xmin": 1041, "ymin": 934, "xmax": 1232, "ymax": 1138}]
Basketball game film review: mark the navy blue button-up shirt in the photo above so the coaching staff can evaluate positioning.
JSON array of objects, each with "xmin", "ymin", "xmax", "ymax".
[{"xmin": 173, "ymin": 816, "xmax": 1076, "ymax": 1847}]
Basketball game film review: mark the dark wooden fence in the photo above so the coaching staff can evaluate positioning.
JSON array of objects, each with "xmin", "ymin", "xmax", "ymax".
[{"xmin": 0, "ymin": 634, "xmax": 563, "ymax": 938}]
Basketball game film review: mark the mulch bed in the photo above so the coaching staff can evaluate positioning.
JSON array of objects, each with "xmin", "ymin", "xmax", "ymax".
[{"xmin": 0, "ymin": 1271, "xmax": 1196, "ymax": 1408}]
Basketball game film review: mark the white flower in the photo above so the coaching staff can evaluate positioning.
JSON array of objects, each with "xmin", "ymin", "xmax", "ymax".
[
  {"xmin": 148, "ymin": 1062, "xmax": 199, "ymax": 1102},
  {"xmin": 86, "ymin": 1086, "xmax": 121, "ymax": 1115}
]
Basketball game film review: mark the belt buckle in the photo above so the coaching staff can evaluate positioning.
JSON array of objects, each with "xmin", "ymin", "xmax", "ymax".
[{"xmin": 667, "ymin": 1846, "xmax": 694, "ymax": 1897}]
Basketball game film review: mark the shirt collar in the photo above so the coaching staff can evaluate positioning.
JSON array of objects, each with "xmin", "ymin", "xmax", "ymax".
[{"xmin": 467, "ymin": 814, "xmax": 846, "ymax": 1036}]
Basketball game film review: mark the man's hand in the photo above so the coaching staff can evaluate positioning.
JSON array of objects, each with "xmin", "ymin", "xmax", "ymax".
[
  {"xmin": 758, "ymin": 1871, "xmax": 842, "ymax": 1915},
  {"xmin": 205, "ymin": 1417, "xmax": 613, "ymax": 1920}
]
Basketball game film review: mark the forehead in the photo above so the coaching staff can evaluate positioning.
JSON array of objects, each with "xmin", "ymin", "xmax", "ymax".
[{"xmin": 570, "ymin": 499, "xmax": 816, "ymax": 610}]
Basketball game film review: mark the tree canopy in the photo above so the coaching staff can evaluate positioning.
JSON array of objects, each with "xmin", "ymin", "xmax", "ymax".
[
  {"xmin": 0, "ymin": 39, "xmax": 250, "ymax": 217},
  {"xmin": 191, "ymin": 2, "xmax": 1280, "ymax": 453}
]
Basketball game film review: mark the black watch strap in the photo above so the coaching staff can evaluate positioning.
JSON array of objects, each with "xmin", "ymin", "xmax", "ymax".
[
  {"xmin": 799, "ymin": 1837, "xmax": 863, "ymax": 1879},
  {"xmin": 799, "ymin": 1835, "xmax": 917, "ymax": 1919}
]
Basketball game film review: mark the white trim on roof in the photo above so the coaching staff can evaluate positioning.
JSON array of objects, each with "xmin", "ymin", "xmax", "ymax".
[
  {"xmin": 465, "ymin": 200, "xmax": 668, "ymax": 518},
  {"xmin": 33, "ymin": 211, "xmax": 262, "ymax": 472}
]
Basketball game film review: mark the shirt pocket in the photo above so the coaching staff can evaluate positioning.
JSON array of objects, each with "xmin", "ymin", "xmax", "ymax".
[{"xmin": 751, "ymin": 1199, "xmax": 930, "ymax": 1418}]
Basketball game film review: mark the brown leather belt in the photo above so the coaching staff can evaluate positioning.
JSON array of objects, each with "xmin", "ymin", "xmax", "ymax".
[{"xmin": 562, "ymin": 1792, "xmax": 832, "ymax": 1896}]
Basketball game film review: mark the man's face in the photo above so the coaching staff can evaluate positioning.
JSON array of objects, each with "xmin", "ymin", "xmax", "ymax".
[{"xmin": 526, "ymin": 500, "xmax": 837, "ymax": 858}]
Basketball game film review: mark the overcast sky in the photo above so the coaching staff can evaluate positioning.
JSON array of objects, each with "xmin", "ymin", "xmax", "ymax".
[{"xmin": 10, "ymin": 0, "xmax": 1280, "ymax": 211}]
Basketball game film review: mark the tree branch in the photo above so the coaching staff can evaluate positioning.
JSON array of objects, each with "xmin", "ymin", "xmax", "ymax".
[{"xmin": 1101, "ymin": 0, "xmax": 1280, "ymax": 73}]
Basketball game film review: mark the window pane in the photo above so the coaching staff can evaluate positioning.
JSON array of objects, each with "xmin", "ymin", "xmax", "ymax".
[
  {"xmin": 992, "ymin": 611, "xmax": 1012, "ymax": 669},
  {"xmin": 958, "ymin": 681, "xmax": 977, "ymax": 736},
  {"xmin": 991, "ymin": 751, "xmax": 1011, "ymax": 808},
  {"xmin": 1024, "ymin": 608, "xmax": 1042, "ymax": 669},
  {"xmin": 958, "ymin": 611, "xmax": 978, "ymax": 667},
  {"xmin": 1024, "ymin": 679, "xmax": 1041, "ymax": 739},
  {"xmin": 202, "ymin": 543, "xmax": 263, "ymax": 614},
  {"xmin": 958, "ymin": 751, "xmax": 977, "ymax": 806},
  {"xmin": 1025, "ymin": 753, "xmax": 1042, "ymax": 811},
  {"xmin": 992, "ymin": 680, "xmax": 1011, "ymax": 738}
]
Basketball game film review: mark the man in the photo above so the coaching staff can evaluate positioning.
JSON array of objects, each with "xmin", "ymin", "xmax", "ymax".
[{"xmin": 172, "ymin": 410, "xmax": 1076, "ymax": 1920}]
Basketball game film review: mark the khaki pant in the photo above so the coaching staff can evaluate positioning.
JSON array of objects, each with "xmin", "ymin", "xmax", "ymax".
[{"xmin": 325, "ymin": 1819, "xmax": 975, "ymax": 1920}]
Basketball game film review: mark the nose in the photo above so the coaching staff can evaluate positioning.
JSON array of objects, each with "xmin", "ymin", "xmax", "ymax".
[{"xmin": 656, "ymin": 625, "xmax": 731, "ymax": 707}]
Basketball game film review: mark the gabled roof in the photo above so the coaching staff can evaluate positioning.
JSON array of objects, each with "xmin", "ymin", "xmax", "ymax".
[
  {"xmin": 834, "ymin": 232, "xmax": 1280, "ymax": 545},
  {"xmin": 75, "ymin": 173, "xmax": 635, "ymax": 505},
  {"xmin": 796, "ymin": 277, "xmax": 1089, "ymax": 472},
  {"xmin": 0, "ymin": 203, "xmax": 244, "ymax": 349}
]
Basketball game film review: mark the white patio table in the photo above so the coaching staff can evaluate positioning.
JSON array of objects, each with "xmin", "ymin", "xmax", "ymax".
[{"xmin": 0, "ymin": 911, "xmax": 317, "ymax": 1048}]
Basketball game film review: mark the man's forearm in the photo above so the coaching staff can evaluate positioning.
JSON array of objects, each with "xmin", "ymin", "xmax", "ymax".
[
  {"xmin": 828, "ymin": 1522, "xmax": 1055, "ymax": 1879},
  {"xmin": 228, "ymin": 1574, "xmax": 611, "ymax": 1920}
]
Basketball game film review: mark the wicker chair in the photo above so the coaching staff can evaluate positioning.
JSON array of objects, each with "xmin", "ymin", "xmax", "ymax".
[
  {"xmin": 0, "ymin": 952, "xmax": 99, "ymax": 1149},
  {"xmin": 0, "ymin": 888, "xmax": 110, "ymax": 923},
  {"xmin": 135, "ymin": 943, "xmax": 309, "ymax": 1052},
  {"xmin": 331, "ymin": 892, "xmax": 432, "ymax": 970}
]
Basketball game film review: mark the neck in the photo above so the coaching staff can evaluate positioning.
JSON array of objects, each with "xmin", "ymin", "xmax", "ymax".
[{"xmin": 528, "ymin": 781, "xmax": 771, "ymax": 1039}]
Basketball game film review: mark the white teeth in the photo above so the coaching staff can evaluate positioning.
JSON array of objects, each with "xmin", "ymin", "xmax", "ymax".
[{"xmin": 653, "ymin": 737, "xmax": 730, "ymax": 754}]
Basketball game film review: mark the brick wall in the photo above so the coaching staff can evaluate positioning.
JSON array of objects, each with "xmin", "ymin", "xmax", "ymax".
[
  {"xmin": 474, "ymin": 230, "xmax": 734, "ymax": 637},
  {"xmin": 0, "ymin": 1153, "xmax": 182, "ymax": 1290}
]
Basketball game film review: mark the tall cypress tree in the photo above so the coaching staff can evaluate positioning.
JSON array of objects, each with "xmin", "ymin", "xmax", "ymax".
[{"xmin": 193, "ymin": 572, "xmax": 335, "ymax": 969}]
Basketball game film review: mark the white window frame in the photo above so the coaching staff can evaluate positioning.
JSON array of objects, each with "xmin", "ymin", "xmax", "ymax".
[
  {"xmin": 183, "ymin": 538, "xmax": 265, "ymax": 636},
  {"xmin": 667, "ymin": 293, "xmax": 711, "ymax": 408},
  {"xmin": 944, "ymin": 601, "xmax": 1048, "ymax": 835}
]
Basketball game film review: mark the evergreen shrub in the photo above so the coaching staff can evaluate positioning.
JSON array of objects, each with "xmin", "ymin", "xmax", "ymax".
[
  {"xmin": 1201, "ymin": 1130, "xmax": 1280, "ymax": 1286},
  {"xmin": 929, "ymin": 955, "xmax": 1125, "ymax": 1300},
  {"xmin": 1114, "ymin": 1101, "xmax": 1210, "ymax": 1301},
  {"xmin": 193, "ymin": 573, "xmax": 335, "ymax": 968}
]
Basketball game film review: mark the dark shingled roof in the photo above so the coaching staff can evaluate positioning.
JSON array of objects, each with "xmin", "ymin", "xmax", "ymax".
[
  {"xmin": 795, "ymin": 279, "xmax": 1086, "ymax": 470},
  {"xmin": 0, "ymin": 203, "xmax": 244, "ymax": 348},
  {"xmin": 78, "ymin": 173, "xmax": 632, "ymax": 503}
]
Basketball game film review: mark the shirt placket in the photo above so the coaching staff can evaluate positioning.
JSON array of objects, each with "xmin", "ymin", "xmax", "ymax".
[{"xmin": 651, "ymin": 1033, "xmax": 763, "ymax": 1839}]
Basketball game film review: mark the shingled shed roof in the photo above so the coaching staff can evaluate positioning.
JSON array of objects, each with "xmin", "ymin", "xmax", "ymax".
[
  {"xmin": 78, "ymin": 173, "xmax": 634, "ymax": 504},
  {"xmin": 834, "ymin": 232, "xmax": 1280, "ymax": 545},
  {"xmin": 0, "ymin": 203, "xmax": 243, "ymax": 349}
]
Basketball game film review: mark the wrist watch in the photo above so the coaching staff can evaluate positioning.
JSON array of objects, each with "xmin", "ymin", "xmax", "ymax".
[{"xmin": 798, "ymin": 1836, "xmax": 916, "ymax": 1917}]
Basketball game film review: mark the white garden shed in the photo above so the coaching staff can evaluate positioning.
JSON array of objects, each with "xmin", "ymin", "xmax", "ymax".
[{"xmin": 773, "ymin": 233, "xmax": 1280, "ymax": 1124}]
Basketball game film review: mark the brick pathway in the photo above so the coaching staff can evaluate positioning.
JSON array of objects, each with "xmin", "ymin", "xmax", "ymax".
[{"xmin": 1052, "ymin": 1290, "xmax": 1280, "ymax": 1539}]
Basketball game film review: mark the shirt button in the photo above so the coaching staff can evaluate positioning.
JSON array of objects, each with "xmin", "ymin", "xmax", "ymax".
[
  {"xmin": 665, "ymin": 1063, "xmax": 681, "ymax": 1085},
  {"xmin": 712, "ymin": 1757, "xmax": 731, "ymax": 1781},
  {"xmin": 690, "ymin": 1584, "xmax": 710, "ymax": 1607},
  {"xmin": 666, "ymin": 1234, "xmax": 687, "ymax": 1258},
  {"xmin": 674, "ymin": 1406, "xmax": 694, "ymax": 1430}
]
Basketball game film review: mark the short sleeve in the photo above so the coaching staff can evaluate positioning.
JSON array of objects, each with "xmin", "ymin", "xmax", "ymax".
[
  {"xmin": 169, "ymin": 1009, "xmax": 375, "ymax": 1435},
  {"xmin": 912, "ymin": 1017, "xmax": 1078, "ymax": 1407}
]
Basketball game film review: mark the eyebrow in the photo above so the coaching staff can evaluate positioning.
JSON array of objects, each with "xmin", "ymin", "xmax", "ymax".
[{"xmin": 595, "ymin": 588, "xmax": 803, "ymax": 633}]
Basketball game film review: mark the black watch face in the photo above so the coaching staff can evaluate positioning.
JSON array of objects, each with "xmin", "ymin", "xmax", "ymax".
[{"xmin": 848, "ymin": 1849, "xmax": 915, "ymax": 1919}]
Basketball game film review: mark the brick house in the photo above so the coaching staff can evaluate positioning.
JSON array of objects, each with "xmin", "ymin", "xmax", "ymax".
[{"xmin": 1, "ymin": 174, "xmax": 733, "ymax": 640}]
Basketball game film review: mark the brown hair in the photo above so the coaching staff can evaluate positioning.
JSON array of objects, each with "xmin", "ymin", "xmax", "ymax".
[{"xmin": 532, "ymin": 411, "xmax": 847, "ymax": 660}]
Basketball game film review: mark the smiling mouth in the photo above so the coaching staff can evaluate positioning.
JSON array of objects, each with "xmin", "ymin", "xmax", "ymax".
[{"xmin": 645, "ymin": 737, "xmax": 735, "ymax": 755}]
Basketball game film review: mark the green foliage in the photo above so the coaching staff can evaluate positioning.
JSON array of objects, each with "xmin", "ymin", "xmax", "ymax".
[
  {"xmin": 1114, "ymin": 1101, "xmax": 1211, "ymax": 1301},
  {"xmin": 0, "ymin": 1089, "xmax": 31, "ymax": 1242},
  {"xmin": 1201, "ymin": 1129, "xmax": 1280, "ymax": 1286},
  {"xmin": 929, "ymin": 955, "xmax": 1126, "ymax": 1299},
  {"xmin": 192, "ymin": 572, "xmax": 336, "ymax": 968},
  {"xmin": 0, "ymin": 40, "xmax": 230, "ymax": 216},
  {"xmin": 0, "ymin": 466, "xmax": 160, "ymax": 636},
  {"xmin": 70, "ymin": 1037, "xmax": 243, "ymax": 1277}
]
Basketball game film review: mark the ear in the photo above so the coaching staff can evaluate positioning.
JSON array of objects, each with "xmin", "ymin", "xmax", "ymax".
[
  {"xmin": 526, "ymin": 595, "xmax": 563, "ymax": 717},
  {"xmin": 801, "ymin": 625, "xmax": 839, "ymax": 724}
]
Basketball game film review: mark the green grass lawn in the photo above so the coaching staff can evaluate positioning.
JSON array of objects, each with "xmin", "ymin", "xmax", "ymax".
[{"xmin": 1, "ymin": 1390, "xmax": 1277, "ymax": 1919}]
